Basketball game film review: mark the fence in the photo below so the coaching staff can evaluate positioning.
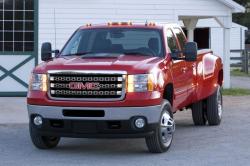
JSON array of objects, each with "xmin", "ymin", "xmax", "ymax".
[{"xmin": 230, "ymin": 49, "xmax": 250, "ymax": 74}]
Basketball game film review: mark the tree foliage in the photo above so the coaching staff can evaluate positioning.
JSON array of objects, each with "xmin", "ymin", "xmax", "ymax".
[
  {"xmin": 234, "ymin": 0, "xmax": 250, "ymax": 6},
  {"xmin": 233, "ymin": 0, "xmax": 250, "ymax": 28}
]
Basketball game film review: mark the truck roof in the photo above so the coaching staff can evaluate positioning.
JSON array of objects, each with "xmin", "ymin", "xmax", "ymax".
[{"xmin": 79, "ymin": 22, "xmax": 180, "ymax": 30}]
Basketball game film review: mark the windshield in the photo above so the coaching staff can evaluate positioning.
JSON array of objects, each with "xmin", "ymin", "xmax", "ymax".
[{"xmin": 60, "ymin": 28, "xmax": 165, "ymax": 57}]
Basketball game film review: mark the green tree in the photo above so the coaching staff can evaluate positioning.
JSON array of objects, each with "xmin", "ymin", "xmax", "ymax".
[
  {"xmin": 234, "ymin": 0, "xmax": 249, "ymax": 6},
  {"xmin": 233, "ymin": 0, "xmax": 250, "ymax": 28}
]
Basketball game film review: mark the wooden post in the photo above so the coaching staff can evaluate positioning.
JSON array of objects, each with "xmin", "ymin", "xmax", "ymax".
[
  {"xmin": 216, "ymin": 16, "xmax": 232, "ymax": 88},
  {"xmin": 182, "ymin": 18, "xmax": 198, "ymax": 42},
  {"xmin": 242, "ymin": 50, "xmax": 246, "ymax": 73},
  {"xmin": 223, "ymin": 28, "xmax": 231, "ymax": 88},
  {"xmin": 246, "ymin": 50, "xmax": 249, "ymax": 74}
]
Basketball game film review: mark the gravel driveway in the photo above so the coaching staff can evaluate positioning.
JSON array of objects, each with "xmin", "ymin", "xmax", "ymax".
[
  {"xmin": 0, "ymin": 96, "xmax": 250, "ymax": 166},
  {"xmin": 231, "ymin": 76, "xmax": 250, "ymax": 89}
]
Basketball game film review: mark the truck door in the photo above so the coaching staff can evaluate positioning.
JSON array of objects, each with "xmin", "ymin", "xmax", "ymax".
[
  {"xmin": 174, "ymin": 28, "xmax": 196, "ymax": 105},
  {"xmin": 166, "ymin": 29, "xmax": 188, "ymax": 109}
]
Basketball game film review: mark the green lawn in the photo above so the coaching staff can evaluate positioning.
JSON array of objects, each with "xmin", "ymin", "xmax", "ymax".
[
  {"xmin": 231, "ymin": 69, "xmax": 250, "ymax": 77},
  {"xmin": 222, "ymin": 88, "xmax": 250, "ymax": 96}
]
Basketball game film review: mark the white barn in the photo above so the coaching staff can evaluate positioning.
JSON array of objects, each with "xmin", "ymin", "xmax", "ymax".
[
  {"xmin": 180, "ymin": 18, "xmax": 247, "ymax": 64},
  {"xmin": 0, "ymin": 0, "xmax": 245, "ymax": 96}
]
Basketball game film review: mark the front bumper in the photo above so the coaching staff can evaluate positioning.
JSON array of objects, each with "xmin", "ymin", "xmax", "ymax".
[{"xmin": 28, "ymin": 105, "xmax": 161, "ymax": 138}]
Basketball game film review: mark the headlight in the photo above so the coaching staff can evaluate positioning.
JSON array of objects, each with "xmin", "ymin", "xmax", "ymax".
[
  {"xmin": 127, "ymin": 74, "xmax": 154, "ymax": 92},
  {"xmin": 29, "ymin": 74, "xmax": 48, "ymax": 91}
]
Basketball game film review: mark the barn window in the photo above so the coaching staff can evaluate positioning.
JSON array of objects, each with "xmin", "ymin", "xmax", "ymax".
[{"xmin": 0, "ymin": 0, "xmax": 34, "ymax": 52}]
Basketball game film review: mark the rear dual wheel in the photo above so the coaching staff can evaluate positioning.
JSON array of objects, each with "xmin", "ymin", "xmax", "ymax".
[
  {"xmin": 191, "ymin": 100, "xmax": 207, "ymax": 126},
  {"xmin": 191, "ymin": 86, "xmax": 223, "ymax": 126},
  {"xmin": 206, "ymin": 86, "xmax": 223, "ymax": 125}
]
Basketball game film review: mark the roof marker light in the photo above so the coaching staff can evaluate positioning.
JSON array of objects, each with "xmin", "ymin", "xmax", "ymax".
[
  {"xmin": 107, "ymin": 22, "xmax": 133, "ymax": 26},
  {"xmin": 145, "ymin": 22, "xmax": 156, "ymax": 26},
  {"xmin": 86, "ymin": 23, "xmax": 92, "ymax": 27}
]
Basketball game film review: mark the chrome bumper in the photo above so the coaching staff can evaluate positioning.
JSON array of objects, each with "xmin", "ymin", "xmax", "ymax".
[{"xmin": 27, "ymin": 105, "xmax": 162, "ymax": 124}]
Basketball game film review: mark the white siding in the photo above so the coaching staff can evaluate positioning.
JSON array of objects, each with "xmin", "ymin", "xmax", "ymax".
[
  {"xmin": 211, "ymin": 28, "xmax": 224, "ymax": 59},
  {"xmin": 39, "ymin": 0, "xmax": 232, "ymax": 60},
  {"xmin": 230, "ymin": 27, "xmax": 246, "ymax": 64},
  {"xmin": 231, "ymin": 27, "xmax": 244, "ymax": 50},
  {"xmin": 195, "ymin": 19, "xmax": 247, "ymax": 63}
]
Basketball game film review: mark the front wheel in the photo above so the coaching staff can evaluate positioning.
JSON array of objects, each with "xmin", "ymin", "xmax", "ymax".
[
  {"xmin": 29, "ymin": 122, "xmax": 60, "ymax": 149},
  {"xmin": 145, "ymin": 100, "xmax": 175, "ymax": 153}
]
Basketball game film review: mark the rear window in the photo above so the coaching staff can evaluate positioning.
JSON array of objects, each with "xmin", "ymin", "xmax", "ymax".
[{"xmin": 60, "ymin": 28, "xmax": 165, "ymax": 57}]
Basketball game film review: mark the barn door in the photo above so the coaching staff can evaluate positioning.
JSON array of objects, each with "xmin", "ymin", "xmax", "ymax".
[
  {"xmin": 183, "ymin": 28, "xmax": 210, "ymax": 49},
  {"xmin": 0, "ymin": 0, "xmax": 38, "ymax": 96}
]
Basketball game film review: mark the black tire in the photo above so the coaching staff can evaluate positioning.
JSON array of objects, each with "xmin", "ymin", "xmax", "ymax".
[
  {"xmin": 29, "ymin": 122, "xmax": 60, "ymax": 149},
  {"xmin": 145, "ymin": 100, "xmax": 175, "ymax": 153},
  {"xmin": 191, "ymin": 100, "xmax": 207, "ymax": 126},
  {"xmin": 206, "ymin": 86, "xmax": 223, "ymax": 126}
]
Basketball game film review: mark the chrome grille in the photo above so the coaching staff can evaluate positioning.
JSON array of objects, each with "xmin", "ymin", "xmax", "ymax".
[{"xmin": 48, "ymin": 71, "xmax": 126, "ymax": 101}]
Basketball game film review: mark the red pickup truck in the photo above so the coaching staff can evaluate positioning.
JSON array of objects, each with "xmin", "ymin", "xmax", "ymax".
[{"xmin": 27, "ymin": 22, "xmax": 223, "ymax": 153}]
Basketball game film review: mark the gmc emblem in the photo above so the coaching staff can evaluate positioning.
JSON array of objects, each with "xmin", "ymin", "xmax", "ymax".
[{"xmin": 68, "ymin": 82, "xmax": 100, "ymax": 90}]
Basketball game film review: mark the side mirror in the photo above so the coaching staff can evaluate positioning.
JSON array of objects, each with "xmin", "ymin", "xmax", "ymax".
[
  {"xmin": 170, "ymin": 49, "xmax": 181, "ymax": 60},
  {"xmin": 184, "ymin": 42, "xmax": 198, "ymax": 62},
  {"xmin": 41, "ymin": 42, "xmax": 60, "ymax": 61},
  {"xmin": 41, "ymin": 42, "xmax": 52, "ymax": 61}
]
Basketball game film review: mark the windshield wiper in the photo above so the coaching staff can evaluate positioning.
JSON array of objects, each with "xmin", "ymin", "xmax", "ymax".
[
  {"xmin": 61, "ymin": 51, "xmax": 94, "ymax": 57},
  {"xmin": 123, "ymin": 52, "xmax": 153, "ymax": 57},
  {"xmin": 80, "ymin": 53, "xmax": 122, "ymax": 58}
]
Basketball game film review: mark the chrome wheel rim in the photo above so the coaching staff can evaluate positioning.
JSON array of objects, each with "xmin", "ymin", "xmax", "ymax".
[
  {"xmin": 217, "ymin": 89, "xmax": 223, "ymax": 119},
  {"xmin": 160, "ymin": 111, "xmax": 175, "ymax": 147}
]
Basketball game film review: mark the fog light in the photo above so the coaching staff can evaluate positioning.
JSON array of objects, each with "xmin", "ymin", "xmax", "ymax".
[
  {"xmin": 33, "ymin": 116, "xmax": 43, "ymax": 126},
  {"xmin": 135, "ymin": 118, "xmax": 145, "ymax": 129}
]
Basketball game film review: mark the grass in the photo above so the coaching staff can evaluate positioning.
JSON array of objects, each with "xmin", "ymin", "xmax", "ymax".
[
  {"xmin": 222, "ymin": 88, "xmax": 250, "ymax": 96},
  {"xmin": 231, "ymin": 69, "xmax": 250, "ymax": 77}
]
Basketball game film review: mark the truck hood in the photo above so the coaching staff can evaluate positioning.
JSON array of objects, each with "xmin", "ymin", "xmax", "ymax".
[{"xmin": 34, "ymin": 54, "xmax": 165, "ymax": 74}]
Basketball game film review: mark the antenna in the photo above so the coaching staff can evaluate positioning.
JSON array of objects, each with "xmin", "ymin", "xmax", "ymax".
[{"xmin": 53, "ymin": 8, "xmax": 57, "ymax": 49}]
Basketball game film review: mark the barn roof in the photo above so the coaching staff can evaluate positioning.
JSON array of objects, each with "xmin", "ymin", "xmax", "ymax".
[{"xmin": 218, "ymin": 0, "xmax": 245, "ymax": 13}]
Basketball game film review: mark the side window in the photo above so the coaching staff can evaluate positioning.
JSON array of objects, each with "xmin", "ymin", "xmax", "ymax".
[
  {"xmin": 174, "ymin": 28, "xmax": 187, "ymax": 51},
  {"xmin": 166, "ymin": 29, "xmax": 179, "ymax": 54}
]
